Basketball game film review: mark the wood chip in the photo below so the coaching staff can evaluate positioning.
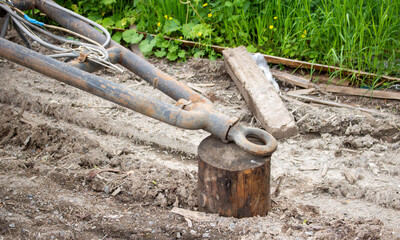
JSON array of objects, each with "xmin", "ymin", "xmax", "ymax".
[
  {"xmin": 88, "ymin": 169, "xmax": 121, "ymax": 180},
  {"xmin": 185, "ymin": 217, "xmax": 193, "ymax": 228},
  {"xmin": 271, "ymin": 69, "xmax": 314, "ymax": 88},
  {"xmin": 368, "ymin": 163, "xmax": 380, "ymax": 175},
  {"xmin": 171, "ymin": 207, "xmax": 218, "ymax": 222},
  {"xmin": 296, "ymin": 113, "xmax": 310, "ymax": 124},
  {"xmin": 111, "ymin": 187, "xmax": 122, "ymax": 196},
  {"xmin": 321, "ymin": 164, "xmax": 328, "ymax": 177},
  {"xmin": 272, "ymin": 175, "xmax": 284, "ymax": 197},
  {"xmin": 343, "ymin": 168, "xmax": 357, "ymax": 184},
  {"xmin": 287, "ymin": 88, "xmax": 316, "ymax": 96}
]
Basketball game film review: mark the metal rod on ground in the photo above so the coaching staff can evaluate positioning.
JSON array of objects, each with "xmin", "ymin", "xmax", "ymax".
[{"xmin": 0, "ymin": 14, "xmax": 10, "ymax": 38}]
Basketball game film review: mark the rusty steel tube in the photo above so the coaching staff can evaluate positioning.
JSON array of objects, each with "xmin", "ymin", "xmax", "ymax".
[
  {"xmin": 23, "ymin": 0, "xmax": 210, "ymax": 105},
  {"xmin": 2, "ymin": 0, "xmax": 278, "ymax": 156},
  {"xmin": 0, "ymin": 37, "xmax": 234, "ymax": 139}
]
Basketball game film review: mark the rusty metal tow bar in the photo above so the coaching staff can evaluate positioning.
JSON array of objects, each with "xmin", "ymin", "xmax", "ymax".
[{"xmin": 0, "ymin": 0, "xmax": 277, "ymax": 156}]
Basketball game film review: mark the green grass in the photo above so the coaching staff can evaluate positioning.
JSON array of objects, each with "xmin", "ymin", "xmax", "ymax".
[{"xmin": 59, "ymin": 0, "xmax": 400, "ymax": 89}]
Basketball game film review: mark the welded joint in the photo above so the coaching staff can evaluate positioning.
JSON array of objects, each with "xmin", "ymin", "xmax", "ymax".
[{"xmin": 222, "ymin": 117, "xmax": 239, "ymax": 143}]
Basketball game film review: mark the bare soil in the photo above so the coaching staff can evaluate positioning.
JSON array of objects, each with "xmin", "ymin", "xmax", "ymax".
[{"xmin": 1, "ymin": 32, "xmax": 400, "ymax": 239}]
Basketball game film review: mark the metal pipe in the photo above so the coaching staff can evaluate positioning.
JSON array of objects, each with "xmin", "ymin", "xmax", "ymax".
[
  {"xmin": 2, "ymin": 0, "xmax": 278, "ymax": 156},
  {"xmin": 11, "ymin": 17, "xmax": 31, "ymax": 49},
  {"xmin": 31, "ymin": 0, "xmax": 211, "ymax": 104},
  {"xmin": 0, "ymin": 14, "xmax": 10, "ymax": 38},
  {"xmin": 0, "ymin": 37, "xmax": 204, "ymax": 129},
  {"xmin": 0, "ymin": 37, "xmax": 277, "ymax": 156},
  {"xmin": 1, "ymin": 37, "xmax": 240, "ymax": 139},
  {"xmin": 6, "ymin": 0, "xmax": 35, "ymax": 11}
]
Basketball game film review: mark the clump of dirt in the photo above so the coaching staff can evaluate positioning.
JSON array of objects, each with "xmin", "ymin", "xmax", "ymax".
[
  {"xmin": 0, "ymin": 105, "xmax": 104, "ymax": 161},
  {"xmin": 273, "ymin": 198, "xmax": 385, "ymax": 239},
  {"xmin": 290, "ymin": 103, "xmax": 400, "ymax": 142}
]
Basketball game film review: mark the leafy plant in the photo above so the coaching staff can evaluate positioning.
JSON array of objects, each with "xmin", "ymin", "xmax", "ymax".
[
  {"xmin": 58, "ymin": 0, "xmax": 400, "ymax": 89},
  {"xmin": 122, "ymin": 29, "xmax": 143, "ymax": 44}
]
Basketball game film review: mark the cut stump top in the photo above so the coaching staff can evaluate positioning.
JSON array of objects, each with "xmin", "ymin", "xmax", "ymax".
[{"xmin": 198, "ymin": 136, "xmax": 268, "ymax": 171}]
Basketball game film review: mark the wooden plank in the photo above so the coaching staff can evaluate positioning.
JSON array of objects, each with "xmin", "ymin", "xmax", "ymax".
[
  {"xmin": 171, "ymin": 207, "xmax": 218, "ymax": 222},
  {"xmin": 312, "ymin": 73, "xmax": 350, "ymax": 86},
  {"xmin": 318, "ymin": 84, "xmax": 400, "ymax": 101},
  {"xmin": 262, "ymin": 55, "xmax": 400, "ymax": 82},
  {"xmin": 286, "ymin": 88, "xmax": 316, "ymax": 96},
  {"xmin": 287, "ymin": 93, "xmax": 386, "ymax": 115},
  {"xmin": 271, "ymin": 69, "xmax": 400, "ymax": 101},
  {"xmin": 271, "ymin": 69, "xmax": 314, "ymax": 88},
  {"xmin": 223, "ymin": 46, "xmax": 298, "ymax": 139}
]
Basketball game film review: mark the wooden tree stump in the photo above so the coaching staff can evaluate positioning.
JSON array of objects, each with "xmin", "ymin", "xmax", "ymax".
[{"xmin": 198, "ymin": 136, "xmax": 272, "ymax": 218}]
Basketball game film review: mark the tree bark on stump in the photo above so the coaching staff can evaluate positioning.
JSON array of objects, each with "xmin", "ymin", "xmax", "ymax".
[{"xmin": 198, "ymin": 136, "xmax": 272, "ymax": 218}]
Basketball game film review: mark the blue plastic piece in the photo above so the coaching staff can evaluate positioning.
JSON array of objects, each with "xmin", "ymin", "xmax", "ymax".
[{"xmin": 24, "ymin": 14, "xmax": 44, "ymax": 27}]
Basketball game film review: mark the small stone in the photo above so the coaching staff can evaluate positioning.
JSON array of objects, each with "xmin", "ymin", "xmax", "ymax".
[
  {"xmin": 202, "ymin": 233, "xmax": 210, "ymax": 238},
  {"xmin": 305, "ymin": 231, "xmax": 314, "ymax": 236},
  {"xmin": 156, "ymin": 193, "xmax": 168, "ymax": 207},
  {"xmin": 104, "ymin": 185, "xmax": 110, "ymax": 194},
  {"xmin": 149, "ymin": 221, "xmax": 154, "ymax": 225},
  {"xmin": 176, "ymin": 232, "xmax": 181, "ymax": 238},
  {"xmin": 9, "ymin": 223, "xmax": 15, "ymax": 228},
  {"xmin": 392, "ymin": 143, "xmax": 400, "ymax": 150},
  {"xmin": 190, "ymin": 230, "xmax": 197, "ymax": 235},
  {"xmin": 229, "ymin": 222, "xmax": 235, "ymax": 230},
  {"xmin": 210, "ymin": 222, "xmax": 216, "ymax": 227}
]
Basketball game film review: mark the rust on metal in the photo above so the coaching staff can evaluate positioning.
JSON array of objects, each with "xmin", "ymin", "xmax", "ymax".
[
  {"xmin": 77, "ymin": 52, "xmax": 89, "ymax": 62},
  {"xmin": 1, "ymin": 0, "xmax": 278, "ymax": 156}
]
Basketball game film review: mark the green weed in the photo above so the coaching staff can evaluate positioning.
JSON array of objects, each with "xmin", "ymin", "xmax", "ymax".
[{"xmin": 55, "ymin": 0, "xmax": 400, "ymax": 89}]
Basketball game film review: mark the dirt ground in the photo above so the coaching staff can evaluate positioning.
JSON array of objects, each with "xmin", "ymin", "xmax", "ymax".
[{"xmin": 1, "ymin": 32, "xmax": 400, "ymax": 239}]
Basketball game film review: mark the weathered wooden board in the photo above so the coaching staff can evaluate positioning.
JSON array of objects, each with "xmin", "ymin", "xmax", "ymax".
[
  {"xmin": 270, "ymin": 69, "xmax": 313, "ymax": 89},
  {"xmin": 270, "ymin": 69, "xmax": 400, "ymax": 101},
  {"xmin": 318, "ymin": 84, "xmax": 400, "ymax": 101},
  {"xmin": 223, "ymin": 46, "xmax": 298, "ymax": 139}
]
